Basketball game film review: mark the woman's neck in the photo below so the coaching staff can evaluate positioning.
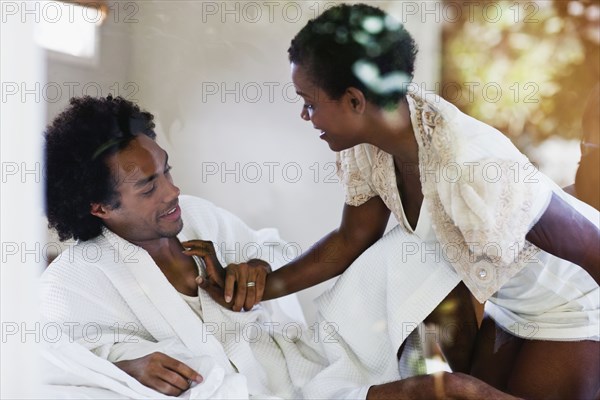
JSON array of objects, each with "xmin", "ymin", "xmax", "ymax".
[{"xmin": 366, "ymin": 98, "xmax": 419, "ymax": 164}]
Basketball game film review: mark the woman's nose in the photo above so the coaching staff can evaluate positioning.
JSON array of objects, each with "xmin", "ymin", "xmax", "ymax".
[{"xmin": 300, "ymin": 107, "xmax": 310, "ymax": 121}]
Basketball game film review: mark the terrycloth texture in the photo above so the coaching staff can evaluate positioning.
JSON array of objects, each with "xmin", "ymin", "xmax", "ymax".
[
  {"xmin": 336, "ymin": 89, "xmax": 552, "ymax": 302},
  {"xmin": 305, "ymin": 225, "xmax": 460, "ymax": 400},
  {"xmin": 40, "ymin": 195, "xmax": 326, "ymax": 399},
  {"xmin": 38, "ymin": 336, "xmax": 248, "ymax": 399}
]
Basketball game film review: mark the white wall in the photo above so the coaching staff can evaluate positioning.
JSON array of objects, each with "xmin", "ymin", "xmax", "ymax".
[
  {"xmin": 1, "ymin": 11, "xmax": 45, "ymax": 398},
  {"xmin": 43, "ymin": 0, "xmax": 441, "ymax": 324}
]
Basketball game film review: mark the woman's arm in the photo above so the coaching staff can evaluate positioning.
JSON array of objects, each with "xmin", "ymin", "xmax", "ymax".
[
  {"xmin": 526, "ymin": 192, "xmax": 600, "ymax": 284},
  {"xmin": 185, "ymin": 196, "xmax": 390, "ymax": 309},
  {"xmin": 262, "ymin": 195, "xmax": 391, "ymax": 300}
]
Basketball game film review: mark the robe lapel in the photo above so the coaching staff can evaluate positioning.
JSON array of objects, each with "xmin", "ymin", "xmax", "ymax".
[
  {"xmin": 178, "ymin": 212, "xmax": 276, "ymax": 394},
  {"xmin": 198, "ymin": 287, "xmax": 272, "ymax": 395},
  {"xmin": 99, "ymin": 228, "xmax": 233, "ymax": 371}
]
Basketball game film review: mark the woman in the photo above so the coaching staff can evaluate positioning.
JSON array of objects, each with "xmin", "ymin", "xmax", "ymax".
[{"xmin": 186, "ymin": 4, "xmax": 600, "ymax": 399}]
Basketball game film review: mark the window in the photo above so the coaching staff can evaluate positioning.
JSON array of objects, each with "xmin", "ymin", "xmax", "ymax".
[{"xmin": 34, "ymin": 1, "xmax": 106, "ymax": 61}]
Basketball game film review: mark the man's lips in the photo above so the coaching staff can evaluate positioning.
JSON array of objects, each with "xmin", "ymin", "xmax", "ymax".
[{"xmin": 159, "ymin": 204, "xmax": 181, "ymax": 220}]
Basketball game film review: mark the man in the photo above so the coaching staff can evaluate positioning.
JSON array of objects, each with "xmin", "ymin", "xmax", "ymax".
[{"xmin": 41, "ymin": 95, "xmax": 325, "ymax": 398}]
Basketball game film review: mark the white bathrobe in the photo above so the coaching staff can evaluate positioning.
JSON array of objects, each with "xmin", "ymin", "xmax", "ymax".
[
  {"xmin": 39, "ymin": 195, "xmax": 326, "ymax": 399},
  {"xmin": 304, "ymin": 224, "xmax": 460, "ymax": 400}
]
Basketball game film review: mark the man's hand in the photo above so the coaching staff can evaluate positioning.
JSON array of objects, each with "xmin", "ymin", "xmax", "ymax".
[
  {"xmin": 114, "ymin": 352, "xmax": 203, "ymax": 396},
  {"xmin": 182, "ymin": 240, "xmax": 272, "ymax": 311}
]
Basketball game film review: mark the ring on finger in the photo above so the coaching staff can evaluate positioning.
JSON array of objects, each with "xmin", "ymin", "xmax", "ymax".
[{"xmin": 246, "ymin": 281, "xmax": 256, "ymax": 287}]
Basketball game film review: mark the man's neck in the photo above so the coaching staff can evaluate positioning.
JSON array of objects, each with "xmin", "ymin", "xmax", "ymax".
[
  {"xmin": 132, "ymin": 236, "xmax": 183, "ymax": 265},
  {"xmin": 130, "ymin": 235, "xmax": 199, "ymax": 296}
]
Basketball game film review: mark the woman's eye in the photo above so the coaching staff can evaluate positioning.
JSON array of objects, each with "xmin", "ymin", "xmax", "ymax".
[{"xmin": 303, "ymin": 104, "xmax": 314, "ymax": 111}]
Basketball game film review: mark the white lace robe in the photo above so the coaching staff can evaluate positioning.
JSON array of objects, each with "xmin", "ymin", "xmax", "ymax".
[{"xmin": 335, "ymin": 90, "xmax": 599, "ymax": 340}]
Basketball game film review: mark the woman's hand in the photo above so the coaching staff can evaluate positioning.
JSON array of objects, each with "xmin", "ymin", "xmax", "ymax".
[
  {"xmin": 182, "ymin": 239, "xmax": 226, "ymax": 284},
  {"xmin": 182, "ymin": 240, "xmax": 271, "ymax": 311},
  {"xmin": 217, "ymin": 258, "xmax": 271, "ymax": 311}
]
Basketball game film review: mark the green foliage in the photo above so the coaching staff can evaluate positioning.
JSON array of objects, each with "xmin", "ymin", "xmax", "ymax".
[{"xmin": 442, "ymin": 0, "xmax": 598, "ymax": 148}]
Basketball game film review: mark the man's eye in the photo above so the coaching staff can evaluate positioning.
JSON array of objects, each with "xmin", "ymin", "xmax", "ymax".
[
  {"xmin": 303, "ymin": 104, "xmax": 314, "ymax": 111},
  {"xmin": 143, "ymin": 186, "xmax": 156, "ymax": 196}
]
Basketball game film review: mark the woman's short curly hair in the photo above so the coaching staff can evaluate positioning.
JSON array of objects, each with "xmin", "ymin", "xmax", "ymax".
[
  {"xmin": 288, "ymin": 3, "xmax": 418, "ymax": 108},
  {"xmin": 45, "ymin": 96, "xmax": 156, "ymax": 242}
]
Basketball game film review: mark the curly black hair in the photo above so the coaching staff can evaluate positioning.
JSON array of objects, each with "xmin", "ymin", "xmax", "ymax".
[
  {"xmin": 288, "ymin": 3, "xmax": 418, "ymax": 108},
  {"xmin": 45, "ymin": 96, "xmax": 156, "ymax": 242}
]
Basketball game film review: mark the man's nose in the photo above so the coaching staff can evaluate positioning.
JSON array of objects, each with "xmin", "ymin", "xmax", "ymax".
[{"xmin": 165, "ymin": 179, "xmax": 180, "ymax": 200}]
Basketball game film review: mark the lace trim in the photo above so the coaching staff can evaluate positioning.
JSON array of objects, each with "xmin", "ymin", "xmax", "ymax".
[
  {"xmin": 337, "ymin": 92, "xmax": 546, "ymax": 302},
  {"xmin": 338, "ymin": 144, "xmax": 412, "ymax": 228},
  {"xmin": 369, "ymin": 149, "xmax": 408, "ymax": 227},
  {"xmin": 410, "ymin": 93, "xmax": 544, "ymax": 303},
  {"xmin": 337, "ymin": 148, "xmax": 378, "ymax": 207}
]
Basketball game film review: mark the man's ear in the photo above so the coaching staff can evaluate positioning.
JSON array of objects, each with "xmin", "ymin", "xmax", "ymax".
[
  {"xmin": 90, "ymin": 203, "xmax": 111, "ymax": 220},
  {"xmin": 345, "ymin": 87, "xmax": 367, "ymax": 114}
]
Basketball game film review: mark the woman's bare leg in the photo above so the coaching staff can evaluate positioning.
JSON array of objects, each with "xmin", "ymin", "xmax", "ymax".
[
  {"xmin": 506, "ymin": 338, "xmax": 599, "ymax": 399},
  {"xmin": 471, "ymin": 315, "xmax": 600, "ymax": 399},
  {"xmin": 470, "ymin": 315, "xmax": 523, "ymax": 389}
]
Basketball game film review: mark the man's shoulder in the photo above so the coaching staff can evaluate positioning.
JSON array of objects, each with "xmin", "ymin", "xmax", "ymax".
[
  {"xmin": 41, "ymin": 235, "xmax": 111, "ymax": 283},
  {"xmin": 179, "ymin": 194, "xmax": 234, "ymax": 226},
  {"xmin": 179, "ymin": 194, "xmax": 215, "ymax": 210},
  {"xmin": 178, "ymin": 195, "xmax": 251, "ymax": 240}
]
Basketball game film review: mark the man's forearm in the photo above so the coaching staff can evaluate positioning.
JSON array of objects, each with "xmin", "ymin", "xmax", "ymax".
[
  {"xmin": 367, "ymin": 372, "xmax": 522, "ymax": 400},
  {"xmin": 367, "ymin": 374, "xmax": 441, "ymax": 400}
]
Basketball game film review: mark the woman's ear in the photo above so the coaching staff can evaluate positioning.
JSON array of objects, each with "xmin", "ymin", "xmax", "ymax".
[{"xmin": 345, "ymin": 87, "xmax": 367, "ymax": 114}]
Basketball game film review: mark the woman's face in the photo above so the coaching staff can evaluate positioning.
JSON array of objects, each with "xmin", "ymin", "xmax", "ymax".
[{"xmin": 291, "ymin": 62, "xmax": 366, "ymax": 152}]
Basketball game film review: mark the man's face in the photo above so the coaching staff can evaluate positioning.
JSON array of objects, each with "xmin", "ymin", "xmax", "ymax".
[{"xmin": 97, "ymin": 134, "xmax": 183, "ymax": 244}]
